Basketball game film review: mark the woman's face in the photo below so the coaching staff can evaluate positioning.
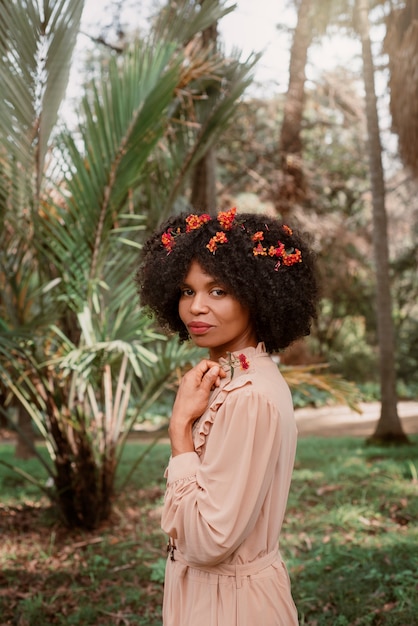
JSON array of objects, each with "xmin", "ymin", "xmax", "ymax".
[{"xmin": 178, "ymin": 260, "xmax": 257, "ymax": 360}]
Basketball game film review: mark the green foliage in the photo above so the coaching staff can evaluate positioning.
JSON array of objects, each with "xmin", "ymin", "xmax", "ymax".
[
  {"xmin": 149, "ymin": 558, "xmax": 167, "ymax": 584},
  {"xmin": 393, "ymin": 246, "xmax": 418, "ymax": 387},
  {"xmin": 216, "ymin": 97, "xmax": 283, "ymax": 198},
  {"xmin": 16, "ymin": 593, "xmax": 46, "ymax": 624},
  {"xmin": 316, "ymin": 304, "xmax": 378, "ymax": 382},
  {"xmin": 357, "ymin": 381, "xmax": 381, "ymax": 401},
  {"xmin": 0, "ymin": 445, "xmax": 50, "ymax": 504},
  {"xmin": 291, "ymin": 384, "xmax": 333, "ymax": 408}
]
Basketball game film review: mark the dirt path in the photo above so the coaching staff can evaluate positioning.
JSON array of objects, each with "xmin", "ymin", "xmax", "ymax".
[
  {"xmin": 1, "ymin": 402, "xmax": 417, "ymax": 446},
  {"xmin": 295, "ymin": 400, "xmax": 418, "ymax": 438},
  {"xmin": 132, "ymin": 400, "xmax": 418, "ymax": 443}
]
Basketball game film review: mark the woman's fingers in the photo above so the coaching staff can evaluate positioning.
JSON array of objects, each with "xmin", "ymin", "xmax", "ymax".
[
  {"xmin": 193, "ymin": 359, "xmax": 227, "ymax": 383},
  {"xmin": 193, "ymin": 359, "xmax": 218, "ymax": 377},
  {"xmin": 200, "ymin": 365, "xmax": 222, "ymax": 391}
]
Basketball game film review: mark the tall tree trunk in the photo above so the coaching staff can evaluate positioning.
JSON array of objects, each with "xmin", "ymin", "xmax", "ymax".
[
  {"xmin": 190, "ymin": 1, "xmax": 218, "ymax": 213},
  {"xmin": 276, "ymin": 0, "xmax": 313, "ymax": 219},
  {"xmin": 384, "ymin": 0, "xmax": 418, "ymax": 177},
  {"xmin": 356, "ymin": 0, "xmax": 408, "ymax": 444},
  {"xmin": 190, "ymin": 148, "xmax": 217, "ymax": 212}
]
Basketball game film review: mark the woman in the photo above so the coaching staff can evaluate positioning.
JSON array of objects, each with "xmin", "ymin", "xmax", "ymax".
[{"xmin": 138, "ymin": 207, "xmax": 319, "ymax": 626}]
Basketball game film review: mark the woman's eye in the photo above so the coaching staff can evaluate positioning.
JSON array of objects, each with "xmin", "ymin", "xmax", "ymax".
[
  {"xmin": 181, "ymin": 288, "xmax": 194, "ymax": 297},
  {"xmin": 211, "ymin": 288, "xmax": 226, "ymax": 297}
]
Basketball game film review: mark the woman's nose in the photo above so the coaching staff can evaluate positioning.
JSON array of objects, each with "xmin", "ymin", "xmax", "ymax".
[{"xmin": 189, "ymin": 293, "xmax": 209, "ymax": 314}]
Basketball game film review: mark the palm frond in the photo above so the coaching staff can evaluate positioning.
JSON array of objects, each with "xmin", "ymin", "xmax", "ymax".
[
  {"xmin": 0, "ymin": 0, "xmax": 84, "ymax": 186},
  {"xmin": 39, "ymin": 39, "xmax": 182, "ymax": 309},
  {"xmin": 152, "ymin": 0, "xmax": 236, "ymax": 44},
  {"xmin": 38, "ymin": 0, "xmax": 85, "ymax": 173},
  {"xmin": 281, "ymin": 364, "xmax": 362, "ymax": 413}
]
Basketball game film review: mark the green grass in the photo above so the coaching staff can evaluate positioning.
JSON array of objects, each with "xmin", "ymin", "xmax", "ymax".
[
  {"xmin": 1, "ymin": 436, "xmax": 417, "ymax": 625},
  {"xmin": 286, "ymin": 437, "xmax": 418, "ymax": 625}
]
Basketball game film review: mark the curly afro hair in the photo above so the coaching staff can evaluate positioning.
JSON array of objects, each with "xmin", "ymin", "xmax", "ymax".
[{"xmin": 137, "ymin": 210, "xmax": 319, "ymax": 353}]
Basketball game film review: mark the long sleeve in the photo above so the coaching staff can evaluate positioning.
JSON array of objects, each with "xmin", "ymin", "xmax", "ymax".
[{"xmin": 161, "ymin": 385, "xmax": 283, "ymax": 566}]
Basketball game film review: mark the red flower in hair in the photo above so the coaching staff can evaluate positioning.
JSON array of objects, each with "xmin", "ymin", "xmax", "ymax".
[
  {"xmin": 282, "ymin": 248, "xmax": 302, "ymax": 266},
  {"xmin": 159, "ymin": 209, "xmax": 303, "ymax": 268},
  {"xmin": 253, "ymin": 242, "xmax": 267, "ymax": 256},
  {"xmin": 217, "ymin": 207, "xmax": 237, "ymax": 230},
  {"xmin": 161, "ymin": 229, "xmax": 175, "ymax": 253},
  {"xmin": 252, "ymin": 231, "xmax": 264, "ymax": 242},
  {"xmin": 206, "ymin": 231, "xmax": 228, "ymax": 254},
  {"xmin": 185, "ymin": 213, "xmax": 211, "ymax": 232}
]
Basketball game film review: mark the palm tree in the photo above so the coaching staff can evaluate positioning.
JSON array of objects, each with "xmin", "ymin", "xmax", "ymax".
[
  {"xmin": 355, "ymin": 0, "xmax": 408, "ymax": 443},
  {"xmin": 385, "ymin": 0, "xmax": 418, "ymax": 177},
  {"xmin": 0, "ymin": 0, "xmax": 86, "ymax": 457},
  {"xmin": 0, "ymin": 0, "xmax": 257, "ymax": 528}
]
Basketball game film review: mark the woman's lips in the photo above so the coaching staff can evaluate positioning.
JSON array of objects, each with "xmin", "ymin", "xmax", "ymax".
[{"xmin": 187, "ymin": 322, "xmax": 213, "ymax": 335}]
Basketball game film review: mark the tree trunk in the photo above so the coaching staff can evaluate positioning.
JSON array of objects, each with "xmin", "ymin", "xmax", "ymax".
[
  {"xmin": 190, "ymin": 1, "xmax": 218, "ymax": 213},
  {"xmin": 190, "ymin": 149, "xmax": 217, "ymax": 212},
  {"xmin": 15, "ymin": 405, "xmax": 36, "ymax": 459},
  {"xmin": 356, "ymin": 0, "xmax": 408, "ymax": 444},
  {"xmin": 276, "ymin": 0, "xmax": 313, "ymax": 219},
  {"xmin": 385, "ymin": 0, "xmax": 418, "ymax": 177}
]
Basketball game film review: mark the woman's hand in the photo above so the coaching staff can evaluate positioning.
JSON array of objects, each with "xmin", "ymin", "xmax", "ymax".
[{"xmin": 169, "ymin": 360, "xmax": 226, "ymax": 456}]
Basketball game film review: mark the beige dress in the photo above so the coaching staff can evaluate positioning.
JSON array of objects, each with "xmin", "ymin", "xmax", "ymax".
[{"xmin": 161, "ymin": 343, "xmax": 298, "ymax": 626}]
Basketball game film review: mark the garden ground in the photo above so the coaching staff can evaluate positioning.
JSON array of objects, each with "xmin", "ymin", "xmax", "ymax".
[{"xmin": 1, "ymin": 403, "xmax": 417, "ymax": 625}]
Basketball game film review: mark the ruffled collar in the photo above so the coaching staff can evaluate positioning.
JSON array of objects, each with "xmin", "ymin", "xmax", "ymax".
[{"xmin": 218, "ymin": 342, "xmax": 268, "ymax": 381}]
